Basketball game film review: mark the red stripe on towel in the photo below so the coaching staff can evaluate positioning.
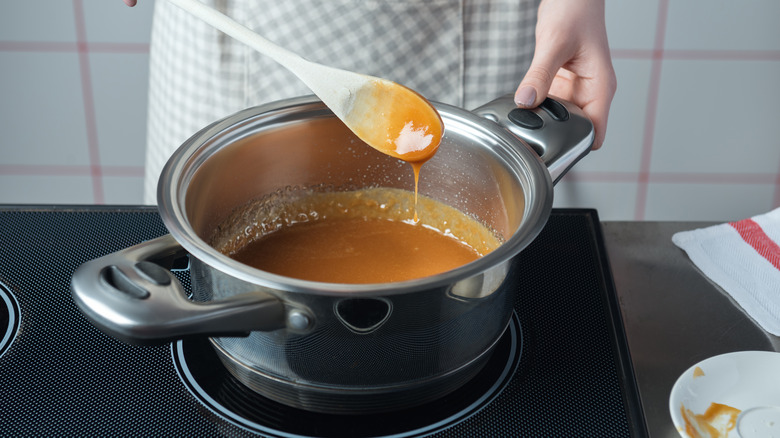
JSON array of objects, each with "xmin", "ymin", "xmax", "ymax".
[{"xmin": 729, "ymin": 219, "xmax": 780, "ymax": 271}]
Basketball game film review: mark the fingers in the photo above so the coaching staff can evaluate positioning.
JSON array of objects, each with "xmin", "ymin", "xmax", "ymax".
[
  {"xmin": 519, "ymin": 65, "xmax": 615, "ymax": 150},
  {"xmin": 559, "ymin": 52, "xmax": 617, "ymax": 150},
  {"xmin": 515, "ymin": 0, "xmax": 581, "ymax": 108},
  {"xmin": 582, "ymin": 89, "xmax": 614, "ymax": 150},
  {"xmin": 123, "ymin": 0, "xmax": 138, "ymax": 6},
  {"xmin": 516, "ymin": 0, "xmax": 616, "ymax": 150},
  {"xmin": 514, "ymin": 50, "xmax": 568, "ymax": 109},
  {"xmin": 521, "ymin": 66, "xmax": 614, "ymax": 151},
  {"xmin": 586, "ymin": 69, "xmax": 617, "ymax": 150}
]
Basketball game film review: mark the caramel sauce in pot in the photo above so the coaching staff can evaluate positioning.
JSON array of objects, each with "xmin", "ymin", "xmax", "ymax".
[{"xmin": 211, "ymin": 187, "xmax": 502, "ymax": 284}]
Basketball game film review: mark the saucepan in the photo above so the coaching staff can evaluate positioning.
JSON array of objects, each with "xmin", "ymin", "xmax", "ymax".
[{"xmin": 71, "ymin": 94, "xmax": 593, "ymax": 414}]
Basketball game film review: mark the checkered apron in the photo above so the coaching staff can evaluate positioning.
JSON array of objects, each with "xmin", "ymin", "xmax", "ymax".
[{"xmin": 144, "ymin": 0, "xmax": 539, "ymax": 203}]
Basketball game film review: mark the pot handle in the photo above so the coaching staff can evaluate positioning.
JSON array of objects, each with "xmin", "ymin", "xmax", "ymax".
[
  {"xmin": 70, "ymin": 234, "xmax": 288, "ymax": 345},
  {"xmin": 472, "ymin": 94, "xmax": 595, "ymax": 184}
]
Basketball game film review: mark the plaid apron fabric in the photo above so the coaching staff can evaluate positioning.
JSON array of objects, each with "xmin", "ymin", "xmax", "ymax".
[{"xmin": 144, "ymin": 0, "xmax": 538, "ymax": 203}]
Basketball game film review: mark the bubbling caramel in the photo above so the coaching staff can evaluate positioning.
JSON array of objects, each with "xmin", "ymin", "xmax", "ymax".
[{"xmin": 211, "ymin": 187, "xmax": 502, "ymax": 284}]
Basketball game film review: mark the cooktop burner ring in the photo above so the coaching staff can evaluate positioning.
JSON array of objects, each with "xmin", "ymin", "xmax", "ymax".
[
  {"xmin": 172, "ymin": 312, "xmax": 522, "ymax": 438},
  {"xmin": 0, "ymin": 282, "xmax": 20, "ymax": 359}
]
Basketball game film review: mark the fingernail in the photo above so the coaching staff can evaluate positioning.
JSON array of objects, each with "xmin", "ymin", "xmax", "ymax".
[{"xmin": 514, "ymin": 86, "xmax": 536, "ymax": 107}]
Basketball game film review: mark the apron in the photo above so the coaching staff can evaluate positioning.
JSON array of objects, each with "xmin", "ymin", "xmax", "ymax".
[{"xmin": 144, "ymin": 0, "xmax": 538, "ymax": 203}]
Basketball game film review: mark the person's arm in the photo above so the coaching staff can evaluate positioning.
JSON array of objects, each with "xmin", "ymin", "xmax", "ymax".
[{"xmin": 515, "ymin": 0, "xmax": 617, "ymax": 150}]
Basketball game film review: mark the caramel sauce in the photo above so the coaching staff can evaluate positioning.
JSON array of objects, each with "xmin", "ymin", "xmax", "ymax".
[
  {"xmin": 214, "ymin": 187, "xmax": 501, "ymax": 284},
  {"xmin": 231, "ymin": 217, "xmax": 480, "ymax": 283},
  {"xmin": 410, "ymin": 161, "xmax": 423, "ymax": 222},
  {"xmin": 680, "ymin": 402, "xmax": 741, "ymax": 438}
]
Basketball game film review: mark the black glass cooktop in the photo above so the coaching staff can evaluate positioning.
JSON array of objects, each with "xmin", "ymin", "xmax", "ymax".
[{"xmin": 0, "ymin": 206, "xmax": 646, "ymax": 437}]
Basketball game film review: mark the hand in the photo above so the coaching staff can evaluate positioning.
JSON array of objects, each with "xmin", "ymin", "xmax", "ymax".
[
  {"xmin": 514, "ymin": 0, "xmax": 617, "ymax": 150},
  {"xmin": 123, "ymin": 0, "xmax": 137, "ymax": 6}
]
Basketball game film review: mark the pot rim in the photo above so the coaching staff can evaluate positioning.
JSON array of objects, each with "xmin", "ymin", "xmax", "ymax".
[{"xmin": 157, "ymin": 95, "xmax": 554, "ymax": 296}]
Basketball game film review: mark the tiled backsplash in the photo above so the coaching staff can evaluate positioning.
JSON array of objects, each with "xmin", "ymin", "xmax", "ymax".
[{"xmin": 1, "ymin": 0, "xmax": 778, "ymax": 221}]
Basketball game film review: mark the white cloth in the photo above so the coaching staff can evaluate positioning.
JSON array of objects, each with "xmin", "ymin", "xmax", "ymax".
[
  {"xmin": 144, "ymin": 0, "xmax": 539, "ymax": 204},
  {"xmin": 672, "ymin": 208, "xmax": 780, "ymax": 336}
]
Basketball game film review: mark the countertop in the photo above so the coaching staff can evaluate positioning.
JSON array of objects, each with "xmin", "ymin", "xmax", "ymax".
[{"xmin": 602, "ymin": 221, "xmax": 780, "ymax": 438}]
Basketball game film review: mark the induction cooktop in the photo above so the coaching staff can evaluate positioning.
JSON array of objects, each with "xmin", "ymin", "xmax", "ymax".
[{"xmin": 0, "ymin": 206, "xmax": 646, "ymax": 437}]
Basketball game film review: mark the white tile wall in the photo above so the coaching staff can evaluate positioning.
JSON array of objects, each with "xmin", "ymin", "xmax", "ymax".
[
  {"xmin": 665, "ymin": 0, "xmax": 780, "ymax": 51},
  {"xmin": 558, "ymin": 0, "xmax": 780, "ymax": 220},
  {"xmin": 1, "ymin": 0, "xmax": 778, "ymax": 221},
  {"xmin": 90, "ymin": 52, "xmax": 149, "ymax": 169},
  {"xmin": 651, "ymin": 59, "xmax": 780, "ymax": 175},
  {"xmin": 0, "ymin": 0, "xmax": 78, "ymax": 42},
  {"xmin": 2, "ymin": 51, "xmax": 89, "ymax": 166},
  {"xmin": 0, "ymin": 0, "xmax": 153, "ymax": 206},
  {"xmin": 83, "ymin": 1, "xmax": 154, "ymax": 44}
]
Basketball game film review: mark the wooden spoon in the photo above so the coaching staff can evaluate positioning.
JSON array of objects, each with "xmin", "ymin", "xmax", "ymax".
[{"xmin": 167, "ymin": 0, "xmax": 443, "ymax": 163}]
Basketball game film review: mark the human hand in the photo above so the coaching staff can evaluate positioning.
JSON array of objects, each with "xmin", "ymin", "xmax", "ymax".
[
  {"xmin": 123, "ymin": 0, "xmax": 137, "ymax": 6},
  {"xmin": 514, "ymin": 0, "xmax": 617, "ymax": 150}
]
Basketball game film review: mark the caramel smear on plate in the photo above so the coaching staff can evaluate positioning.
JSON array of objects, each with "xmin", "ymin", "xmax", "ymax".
[{"xmin": 680, "ymin": 402, "xmax": 741, "ymax": 438}]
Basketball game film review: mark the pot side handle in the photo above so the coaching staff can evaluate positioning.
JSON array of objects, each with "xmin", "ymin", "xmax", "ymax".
[
  {"xmin": 70, "ymin": 234, "xmax": 287, "ymax": 345},
  {"xmin": 472, "ymin": 94, "xmax": 595, "ymax": 184}
]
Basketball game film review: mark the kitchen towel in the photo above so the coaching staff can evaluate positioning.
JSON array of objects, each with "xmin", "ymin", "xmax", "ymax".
[{"xmin": 672, "ymin": 207, "xmax": 780, "ymax": 336}]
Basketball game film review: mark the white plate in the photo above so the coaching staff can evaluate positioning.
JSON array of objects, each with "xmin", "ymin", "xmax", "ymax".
[{"xmin": 669, "ymin": 351, "xmax": 780, "ymax": 438}]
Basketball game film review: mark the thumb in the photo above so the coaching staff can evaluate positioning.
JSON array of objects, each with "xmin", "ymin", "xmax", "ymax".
[{"xmin": 514, "ymin": 60, "xmax": 558, "ymax": 108}]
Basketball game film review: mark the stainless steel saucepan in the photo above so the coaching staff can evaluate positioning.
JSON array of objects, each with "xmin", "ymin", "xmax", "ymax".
[{"xmin": 71, "ymin": 94, "xmax": 593, "ymax": 414}]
